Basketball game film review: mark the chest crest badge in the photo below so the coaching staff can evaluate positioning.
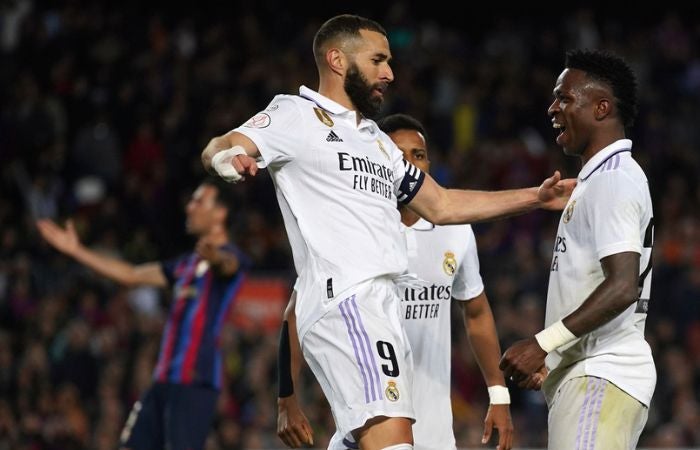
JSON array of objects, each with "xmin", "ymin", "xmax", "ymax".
[
  {"xmin": 442, "ymin": 251, "xmax": 457, "ymax": 276},
  {"xmin": 377, "ymin": 139, "xmax": 390, "ymax": 160},
  {"xmin": 563, "ymin": 200, "xmax": 577, "ymax": 224},
  {"xmin": 313, "ymin": 107, "xmax": 334, "ymax": 127}
]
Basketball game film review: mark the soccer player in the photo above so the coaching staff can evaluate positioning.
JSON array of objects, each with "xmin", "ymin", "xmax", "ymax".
[
  {"xmin": 499, "ymin": 49, "xmax": 656, "ymax": 450},
  {"xmin": 202, "ymin": 14, "xmax": 572, "ymax": 450},
  {"xmin": 36, "ymin": 178, "xmax": 248, "ymax": 450},
  {"xmin": 277, "ymin": 114, "xmax": 515, "ymax": 450},
  {"xmin": 377, "ymin": 113, "xmax": 513, "ymax": 450}
]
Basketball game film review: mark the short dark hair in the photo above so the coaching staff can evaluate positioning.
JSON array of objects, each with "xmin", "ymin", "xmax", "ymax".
[
  {"xmin": 200, "ymin": 176, "xmax": 236, "ymax": 231},
  {"xmin": 313, "ymin": 14, "xmax": 387, "ymax": 65},
  {"xmin": 376, "ymin": 113, "xmax": 427, "ymax": 139},
  {"xmin": 565, "ymin": 49, "xmax": 638, "ymax": 129}
]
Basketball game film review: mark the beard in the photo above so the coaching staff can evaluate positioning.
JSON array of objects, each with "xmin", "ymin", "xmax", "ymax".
[{"xmin": 344, "ymin": 62, "xmax": 384, "ymax": 119}]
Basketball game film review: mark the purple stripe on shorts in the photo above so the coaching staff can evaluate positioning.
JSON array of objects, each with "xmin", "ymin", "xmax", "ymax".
[
  {"xmin": 587, "ymin": 379, "xmax": 608, "ymax": 449},
  {"xmin": 575, "ymin": 377, "xmax": 597, "ymax": 449},
  {"xmin": 581, "ymin": 378, "xmax": 603, "ymax": 450},
  {"xmin": 342, "ymin": 296, "xmax": 379, "ymax": 402},
  {"xmin": 339, "ymin": 297, "xmax": 370, "ymax": 403},
  {"xmin": 350, "ymin": 296, "xmax": 383, "ymax": 400}
]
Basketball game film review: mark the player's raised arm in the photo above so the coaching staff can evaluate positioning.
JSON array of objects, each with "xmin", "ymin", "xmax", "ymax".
[{"xmin": 36, "ymin": 218, "xmax": 167, "ymax": 288}]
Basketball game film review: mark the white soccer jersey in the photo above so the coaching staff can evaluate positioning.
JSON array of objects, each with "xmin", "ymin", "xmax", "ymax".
[
  {"xmin": 400, "ymin": 218, "xmax": 484, "ymax": 450},
  {"xmin": 543, "ymin": 139, "xmax": 656, "ymax": 407},
  {"xmin": 234, "ymin": 86, "xmax": 424, "ymax": 340}
]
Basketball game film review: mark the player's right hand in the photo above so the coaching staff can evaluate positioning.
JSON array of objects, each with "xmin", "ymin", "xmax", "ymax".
[
  {"xmin": 277, "ymin": 395, "xmax": 314, "ymax": 448},
  {"xmin": 517, "ymin": 365, "xmax": 548, "ymax": 390},
  {"xmin": 36, "ymin": 219, "xmax": 81, "ymax": 255},
  {"xmin": 230, "ymin": 154, "xmax": 259, "ymax": 180}
]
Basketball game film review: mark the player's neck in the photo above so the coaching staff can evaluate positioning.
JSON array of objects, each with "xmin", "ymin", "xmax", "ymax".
[
  {"xmin": 318, "ymin": 81, "xmax": 359, "ymax": 120},
  {"xmin": 400, "ymin": 206, "xmax": 421, "ymax": 227}
]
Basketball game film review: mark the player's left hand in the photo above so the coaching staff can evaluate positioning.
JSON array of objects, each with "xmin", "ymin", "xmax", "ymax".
[
  {"xmin": 277, "ymin": 395, "xmax": 314, "ymax": 448},
  {"xmin": 195, "ymin": 238, "xmax": 220, "ymax": 263},
  {"xmin": 537, "ymin": 170, "xmax": 576, "ymax": 210},
  {"xmin": 482, "ymin": 403, "xmax": 513, "ymax": 450},
  {"xmin": 499, "ymin": 337, "xmax": 547, "ymax": 384}
]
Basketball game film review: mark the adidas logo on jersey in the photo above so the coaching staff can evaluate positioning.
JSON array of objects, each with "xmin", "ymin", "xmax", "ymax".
[{"xmin": 326, "ymin": 131, "xmax": 343, "ymax": 142}]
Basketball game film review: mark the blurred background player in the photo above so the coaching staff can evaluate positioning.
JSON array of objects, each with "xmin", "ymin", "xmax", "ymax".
[
  {"xmin": 36, "ymin": 178, "xmax": 249, "ymax": 450},
  {"xmin": 277, "ymin": 114, "xmax": 516, "ymax": 450}
]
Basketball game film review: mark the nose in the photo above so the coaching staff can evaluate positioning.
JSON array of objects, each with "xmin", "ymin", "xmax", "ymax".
[
  {"xmin": 382, "ymin": 63, "xmax": 394, "ymax": 83},
  {"xmin": 547, "ymin": 100, "xmax": 558, "ymax": 117}
]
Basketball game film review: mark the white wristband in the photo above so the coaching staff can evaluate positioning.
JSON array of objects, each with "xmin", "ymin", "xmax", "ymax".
[
  {"xmin": 535, "ymin": 319, "xmax": 577, "ymax": 353},
  {"xmin": 487, "ymin": 385, "xmax": 510, "ymax": 405},
  {"xmin": 211, "ymin": 146, "xmax": 248, "ymax": 183}
]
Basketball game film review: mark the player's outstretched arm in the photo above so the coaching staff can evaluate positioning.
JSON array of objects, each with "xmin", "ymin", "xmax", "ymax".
[
  {"xmin": 36, "ymin": 219, "xmax": 166, "ymax": 288},
  {"xmin": 408, "ymin": 171, "xmax": 574, "ymax": 225},
  {"xmin": 201, "ymin": 131, "xmax": 261, "ymax": 183},
  {"xmin": 277, "ymin": 291, "xmax": 314, "ymax": 448},
  {"xmin": 459, "ymin": 293, "xmax": 513, "ymax": 450}
]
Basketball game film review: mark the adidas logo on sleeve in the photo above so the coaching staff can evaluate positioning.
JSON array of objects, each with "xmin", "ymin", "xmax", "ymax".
[{"xmin": 326, "ymin": 131, "xmax": 343, "ymax": 142}]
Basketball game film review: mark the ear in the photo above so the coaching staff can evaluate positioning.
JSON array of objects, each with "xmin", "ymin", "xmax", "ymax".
[
  {"xmin": 325, "ymin": 47, "xmax": 346, "ymax": 76},
  {"xmin": 594, "ymin": 97, "xmax": 612, "ymax": 121}
]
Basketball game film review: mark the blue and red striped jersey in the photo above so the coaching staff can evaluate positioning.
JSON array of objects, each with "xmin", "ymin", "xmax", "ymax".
[{"xmin": 153, "ymin": 243, "xmax": 248, "ymax": 390}]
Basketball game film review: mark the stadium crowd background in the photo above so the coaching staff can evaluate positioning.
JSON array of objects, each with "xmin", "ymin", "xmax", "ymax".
[{"xmin": 1, "ymin": 1, "xmax": 699, "ymax": 448}]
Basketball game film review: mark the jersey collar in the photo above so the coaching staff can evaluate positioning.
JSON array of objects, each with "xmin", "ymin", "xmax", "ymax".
[
  {"xmin": 299, "ymin": 85, "xmax": 349, "ymax": 115},
  {"xmin": 578, "ymin": 139, "xmax": 633, "ymax": 182},
  {"xmin": 408, "ymin": 217, "xmax": 436, "ymax": 231},
  {"xmin": 299, "ymin": 85, "xmax": 377, "ymax": 132}
]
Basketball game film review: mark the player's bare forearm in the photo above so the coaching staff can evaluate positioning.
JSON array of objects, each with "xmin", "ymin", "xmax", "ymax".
[
  {"xmin": 562, "ymin": 252, "xmax": 640, "ymax": 337},
  {"xmin": 460, "ymin": 294, "xmax": 507, "ymax": 387},
  {"xmin": 36, "ymin": 219, "xmax": 166, "ymax": 287},
  {"xmin": 409, "ymin": 171, "xmax": 572, "ymax": 225}
]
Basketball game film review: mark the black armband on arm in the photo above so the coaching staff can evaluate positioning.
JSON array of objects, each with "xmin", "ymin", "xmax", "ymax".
[
  {"xmin": 397, "ymin": 159, "xmax": 425, "ymax": 205},
  {"xmin": 278, "ymin": 320, "xmax": 294, "ymax": 397}
]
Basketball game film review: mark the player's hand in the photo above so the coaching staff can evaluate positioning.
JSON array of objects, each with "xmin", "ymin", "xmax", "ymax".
[
  {"xmin": 482, "ymin": 403, "xmax": 513, "ymax": 450},
  {"xmin": 499, "ymin": 337, "xmax": 547, "ymax": 384},
  {"xmin": 195, "ymin": 238, "xmax": 219, "ymax": 263},
  {"xmin": 277, "ymin": 395, "xmax": 314, "ymax": 448},
  {"xmin": 518, "ymin": 365, "xmax": 548, "ymax": 390},
  {"xmin": 36, "ymin": 219, "xmax": 81, "ymax": 256},
  {"xmin": 231, "ymin": 154, "xmax": 259, "ymax": 180},
  {"xmin": 537, "ymin": 170, "xmax": 576, "ymax": 210}
]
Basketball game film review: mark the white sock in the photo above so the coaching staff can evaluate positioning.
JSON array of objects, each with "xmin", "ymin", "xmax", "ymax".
[{"xmin": 380, "ymin": 445, "xmax": 413, "ymax": 450}]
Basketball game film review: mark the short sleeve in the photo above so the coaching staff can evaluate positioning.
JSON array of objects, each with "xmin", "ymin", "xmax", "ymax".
[
  {"xmin": 585, "ymin": 172, "xmax": 643, "ymax": 260},
  {"xmin": 233, "ymin": 95, "xmax": 305, "ymax": 168},
  {"xmin": 451, "ymin": 227, "xmax": 485, "ymax": 301}
]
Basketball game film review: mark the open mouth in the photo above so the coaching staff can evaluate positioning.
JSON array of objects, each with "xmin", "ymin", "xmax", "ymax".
[{"xmin": 553, "ymin": 122, "xmax": 566, "ymax": 140}]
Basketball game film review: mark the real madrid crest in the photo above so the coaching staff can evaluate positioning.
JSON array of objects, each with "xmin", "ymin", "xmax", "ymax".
[
  {"xmin": 442, "ymin": 251, "xmax": 457, "ymax": 276},
  {"xmin": 313, "ymin": 107, "xmax": 334, "ymax": 127},
  {"xmin": 385, "ymin": 381, "xmax": 400, "ymax": 402},
  {"xmin": 563, "ymin": 200, "xmax": 576, "ymax": 224}
]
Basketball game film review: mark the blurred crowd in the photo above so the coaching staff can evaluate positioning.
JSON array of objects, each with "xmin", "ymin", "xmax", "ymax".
[{"xmin": 1, "ymin": 1, "xmax": 699, "ymax": 448}]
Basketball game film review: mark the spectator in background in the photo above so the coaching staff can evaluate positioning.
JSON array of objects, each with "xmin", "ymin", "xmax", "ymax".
[{"xmin": 36, "ymin": 178, "xmax": 249, "ymax": 450}]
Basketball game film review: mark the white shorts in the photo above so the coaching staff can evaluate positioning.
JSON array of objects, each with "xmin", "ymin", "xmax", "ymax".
[
  {"xmin": 548, "ymin": 376, "xmax": 648, "ymax": 450},
  {"xmin": 302, "ymin": 277, "xmax": 415, "ymax": 439}
]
